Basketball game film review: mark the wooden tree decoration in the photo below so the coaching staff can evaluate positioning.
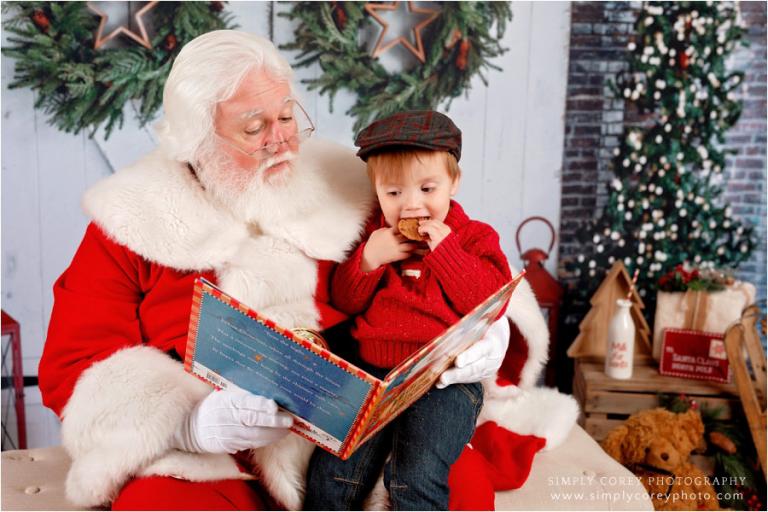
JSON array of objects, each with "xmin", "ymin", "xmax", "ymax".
[{"xmin": 567, "ymin": 261, "xmax": 651, "ymax": 361}]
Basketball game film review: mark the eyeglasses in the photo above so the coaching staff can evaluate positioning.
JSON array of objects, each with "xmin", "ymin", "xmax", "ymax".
[{"xmin": 218, "ymin": 100, "xmax": 315, "ymax": 160}]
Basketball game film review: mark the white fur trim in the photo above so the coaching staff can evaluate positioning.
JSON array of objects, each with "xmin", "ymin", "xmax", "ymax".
[
  {"xmin": 249, "ymin": 434, "xmax": 315, "ymax": 510},
  {"xmin": 503, "ymin": 264, "xmax": 550, "ymax": 389},
  {"xmin": 140, "ymin": 451, "xmax": 250, "ymax": 482},
  {"xmin": 82, "ymin": 139, "xmax": 374, "ymax": 330},
  {"xmin": 61, "ymin": 346, "xmax": 225, "ymax": 507},
  {"xmin": 477, "ymin": 387, "xmax": 580, "ymax": 450},
  {"xmin": 363, "ymin": 471, "xmax": 390, "ymax": 511}
]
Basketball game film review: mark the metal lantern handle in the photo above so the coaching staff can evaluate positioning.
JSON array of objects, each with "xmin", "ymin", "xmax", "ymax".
[{"xmin": 515, "ymin": 216, "xmax": 556, "ymax": 256}]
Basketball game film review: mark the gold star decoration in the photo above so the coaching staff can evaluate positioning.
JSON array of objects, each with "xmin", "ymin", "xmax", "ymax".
[
  {"xmin": 364, "ymin": 1, "xmax": 440, "ymax": 64},
  {"xmin": 87, "ymin": 1, "xmax": 158, "ymax": 50}
]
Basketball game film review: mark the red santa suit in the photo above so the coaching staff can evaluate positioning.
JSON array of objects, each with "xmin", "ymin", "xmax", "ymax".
[{"xmin": 38, "ymin": 139, "xmax": 578, "ymax": 510}]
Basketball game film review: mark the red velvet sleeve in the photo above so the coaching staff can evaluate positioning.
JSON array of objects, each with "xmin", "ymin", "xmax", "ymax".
[{"xmin": 38, "ymin": 223, "xmax": 146, "ymax": 417}]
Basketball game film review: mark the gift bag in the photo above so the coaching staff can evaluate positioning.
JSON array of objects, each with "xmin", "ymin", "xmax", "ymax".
[{"xmin": 652, "ymin": 281, "xmax": 756, "ymax": 360}]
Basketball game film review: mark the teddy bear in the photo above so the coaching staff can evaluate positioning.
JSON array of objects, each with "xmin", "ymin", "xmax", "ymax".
[{"xmin": 601, "ymin": 407, "xmax": 720, "ymax": 511}]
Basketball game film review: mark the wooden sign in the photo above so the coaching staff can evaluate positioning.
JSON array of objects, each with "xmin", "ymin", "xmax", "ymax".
[{"xmin": 659, "ymin": 329, "xmax": 731, "ymax": 384}]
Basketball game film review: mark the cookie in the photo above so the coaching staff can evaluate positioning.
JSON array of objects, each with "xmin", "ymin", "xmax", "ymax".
[{"xmin": 397, "ymin": 217, "xmax": 429, "ymax": 241}]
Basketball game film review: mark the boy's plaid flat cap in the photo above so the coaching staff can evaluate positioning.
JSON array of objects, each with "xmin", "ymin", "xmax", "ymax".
[{"xmin": 354, "ymin": 110, "xmax": 462, "ymax": 162}]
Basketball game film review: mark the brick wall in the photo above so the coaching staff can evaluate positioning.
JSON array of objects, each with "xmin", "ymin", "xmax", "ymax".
[
  {"xmin": 559, "ymin": 1, "xmax": 638, "ymax": 266},
  {"xmin": 723, "ymin": 1, "xmax": 767, "ymax": 303},
  {"xmin": 558, "ymin": 1, "xmax": 767, "ymax": 305}
]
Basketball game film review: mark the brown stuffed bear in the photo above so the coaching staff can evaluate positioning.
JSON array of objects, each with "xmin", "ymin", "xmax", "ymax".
[{"xmin": 602, "ymin": 408, "xmax": 720, "ymax": 511}]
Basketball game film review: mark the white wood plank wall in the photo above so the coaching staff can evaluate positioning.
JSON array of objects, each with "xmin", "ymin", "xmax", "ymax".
[{"xmin": 1, "ymin": 1, "xmax": 571, "ymax": 447}]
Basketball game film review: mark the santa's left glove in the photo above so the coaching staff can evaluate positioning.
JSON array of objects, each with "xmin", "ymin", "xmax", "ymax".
[
  {"xmin": 173, "ymin": 388, "xmax": 293, "ymax": 454},
  {"xmin": 436, "ymin": 316, "xmax": 510, "ymax": 389}
]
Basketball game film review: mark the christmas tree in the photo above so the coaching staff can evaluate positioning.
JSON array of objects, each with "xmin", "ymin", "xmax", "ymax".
[{"xmin": 568, "ymin": 1, "xmax": 757, "ymax": 303}]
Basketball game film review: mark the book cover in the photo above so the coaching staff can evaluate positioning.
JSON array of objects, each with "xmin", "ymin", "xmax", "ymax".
[{"xmin": 184, "ymin": 272, "xmax": 524, "ymax": 459}]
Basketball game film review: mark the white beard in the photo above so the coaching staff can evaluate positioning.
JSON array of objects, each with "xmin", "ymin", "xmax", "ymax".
[{"xmin": 194, "ymin": 139, "xmax": 301, "ymax": 225}]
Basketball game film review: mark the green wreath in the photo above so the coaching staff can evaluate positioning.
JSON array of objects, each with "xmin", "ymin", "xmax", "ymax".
[
  {"xmin": 281, "ymin": 2, "xmax": 512, "ymax": 133},
  {"xmin": 1, "ymin": 1, "xmax": 234, "ymax": 138}
]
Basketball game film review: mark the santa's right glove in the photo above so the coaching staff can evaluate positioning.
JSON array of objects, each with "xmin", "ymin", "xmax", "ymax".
[{"xmin": 174, "ymin": 388, "xmax": 293, "ymax": 454}]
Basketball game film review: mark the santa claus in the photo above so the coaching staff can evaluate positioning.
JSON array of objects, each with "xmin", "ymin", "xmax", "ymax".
[{"xmin": 38, "ymin": 30, "xmax": 577, "ymax": 510}]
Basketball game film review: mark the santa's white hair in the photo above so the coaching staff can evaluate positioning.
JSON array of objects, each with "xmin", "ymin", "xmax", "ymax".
[{"xmin": 155, "ymin": 30, "xmax": 294, "ymax": 163}]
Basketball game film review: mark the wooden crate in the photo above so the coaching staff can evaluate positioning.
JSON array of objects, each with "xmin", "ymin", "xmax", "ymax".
[{"xmin": 573, "ymin": 359, "xmax": 741, "ymax": 441}]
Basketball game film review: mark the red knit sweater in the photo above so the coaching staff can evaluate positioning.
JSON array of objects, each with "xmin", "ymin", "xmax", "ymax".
[{"xmin": 331, "ymin": 201, "xmax": 512, "ymax": 368}]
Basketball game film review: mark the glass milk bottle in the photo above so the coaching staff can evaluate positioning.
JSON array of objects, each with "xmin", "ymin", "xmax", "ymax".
[{"xmin": 605, "ymin": 299, "xmax": 635, "ymax": 379}]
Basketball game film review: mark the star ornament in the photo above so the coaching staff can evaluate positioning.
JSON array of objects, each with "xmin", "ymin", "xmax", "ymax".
[
  {"xmin": 87, "ymin": 1, "xmax": 158, "ymax": 50},
  {"xmin": 365, "ymin": 1, "xmax": 440, "ymax": 64}
]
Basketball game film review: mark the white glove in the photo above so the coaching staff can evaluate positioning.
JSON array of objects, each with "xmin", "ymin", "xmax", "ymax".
[
  {"xmin": 436, "ymin": 317, "xmax": 510, "ymax": 389},
  {"xmin": 174, "ymin": 388, "xmax": 293, "ymax": 454}
]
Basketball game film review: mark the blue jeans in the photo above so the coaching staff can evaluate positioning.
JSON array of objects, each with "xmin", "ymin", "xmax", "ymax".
[{"xmin": 304, "ymin": 363, "xmax": 483, "ymax": 511}]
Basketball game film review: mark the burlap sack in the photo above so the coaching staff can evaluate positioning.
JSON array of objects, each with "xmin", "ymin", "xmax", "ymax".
[{"xmin": 652, "ymin": 281, "xmax": 756, "ymax": 360}]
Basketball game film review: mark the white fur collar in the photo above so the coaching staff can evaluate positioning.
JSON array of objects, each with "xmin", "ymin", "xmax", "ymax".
[{"xmin": 82, "ymin": 138, "xmax": 374, "ymax": 271}]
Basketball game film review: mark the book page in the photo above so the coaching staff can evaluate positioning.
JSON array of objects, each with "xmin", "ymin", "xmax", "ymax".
[
  {"xmin": 357, "ymin": 274, "xmax": 523, "ymax": 442},
  {"xmin": 186, "ymin": 280, "xmax": 381, "ymax": 454}
]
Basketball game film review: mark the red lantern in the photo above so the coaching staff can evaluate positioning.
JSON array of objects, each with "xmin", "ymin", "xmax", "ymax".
[{"xmin": 515, "ymin": 216, "xmax": 564, "ymax": 386}]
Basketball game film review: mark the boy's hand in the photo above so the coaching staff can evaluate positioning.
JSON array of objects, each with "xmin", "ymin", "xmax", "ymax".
[
  {"xmin": 418, "ymin": 219, "xmax": 452, "ymax": 251},
  {"xmin": 361, "ymin": 227, "xmax": 417, "ymax": 272}
]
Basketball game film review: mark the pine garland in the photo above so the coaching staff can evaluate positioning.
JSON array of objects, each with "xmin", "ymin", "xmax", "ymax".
[
  {"xmin": 660, "ymin": 393, "xmax": 766, "ymax": 510},
  {"xmin": 1, "ymin": 1, "xmax": 235, "ymax": 138},
  {"xmin": 279, "ymin": 2, "xmax": 512, "ymax": 134},
  {"xmin": 567, "ymin": 1, "xmax": 757, "ymax": 305}
]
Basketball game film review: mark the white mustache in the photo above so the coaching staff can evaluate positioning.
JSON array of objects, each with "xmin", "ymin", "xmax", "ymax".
[{"xmin": 257, "ymin": 152, "xmax": 296, "ymax": 174}]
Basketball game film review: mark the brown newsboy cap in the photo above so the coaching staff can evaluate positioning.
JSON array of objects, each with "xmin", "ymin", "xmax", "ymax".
[{"xmin": 355, "ymin": 110, "xmax": 462, "ymax": 162}]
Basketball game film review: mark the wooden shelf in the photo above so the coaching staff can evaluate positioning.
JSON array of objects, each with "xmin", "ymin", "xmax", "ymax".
[{"xmin": 573, "ymin": 359, "xmax": 740, "ymax": 442}]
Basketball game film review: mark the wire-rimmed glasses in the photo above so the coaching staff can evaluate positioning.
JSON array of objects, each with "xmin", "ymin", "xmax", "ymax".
[{"xmin": 218, "ymin": 100, "xmax": 315, "ymax": 160}]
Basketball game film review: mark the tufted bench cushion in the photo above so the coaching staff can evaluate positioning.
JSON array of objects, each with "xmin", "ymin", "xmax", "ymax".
[{"xmin": 1, "ymin": 426, "xmax": 651, "ymax": 511}]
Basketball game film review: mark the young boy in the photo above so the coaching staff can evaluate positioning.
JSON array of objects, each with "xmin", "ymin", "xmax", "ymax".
[{"xmin": 304, "ymin": 111, "xmax": 511, "ymax": 510}]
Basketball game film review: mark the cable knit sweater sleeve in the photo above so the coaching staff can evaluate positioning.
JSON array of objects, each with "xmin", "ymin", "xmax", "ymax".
[
  {"xmin": 423, "ymin": 224, "xmax": 511, "ymax": 315},
  {"xmin": 330, "ymin": 241, "xmax": 386, "ymax": 315}
]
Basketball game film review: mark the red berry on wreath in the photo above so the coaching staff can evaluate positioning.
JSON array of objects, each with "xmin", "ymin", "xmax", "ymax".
[
  {"xmin": 210, "ymin": 2, "xmax": 224, "ymax": 12},
  {"xmin": 456, "ymin": 39, "xmax": 470, "ymax": 71},
  {"xmin": 333, "ymin": 4, "xmax": 347, "ymax": 30},
  {"xmin": 164, "ymin": 34, "xmax": 178, "ymax": 51},
  {"xmin": 31, "ymin": 9, "xmax": 50, "ymax": 32}
]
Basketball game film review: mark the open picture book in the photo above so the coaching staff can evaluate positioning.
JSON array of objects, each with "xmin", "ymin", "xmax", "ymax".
[{"xmin": 184, "ymin": 272, "xmax": 525, "ymax": 459}]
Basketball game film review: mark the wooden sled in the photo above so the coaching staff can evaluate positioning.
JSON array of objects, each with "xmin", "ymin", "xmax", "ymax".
[{"xmin": 724, "ymin": 304, "xmax": 767, "ymax": 476}]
